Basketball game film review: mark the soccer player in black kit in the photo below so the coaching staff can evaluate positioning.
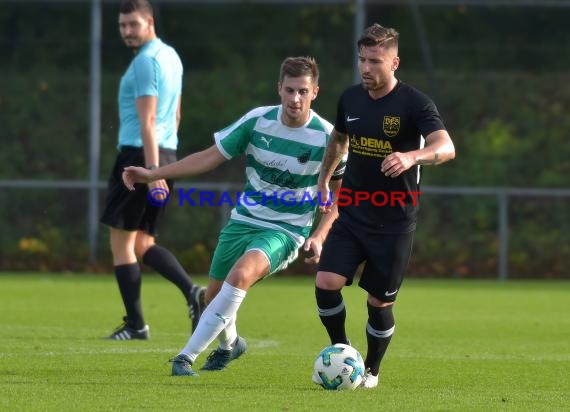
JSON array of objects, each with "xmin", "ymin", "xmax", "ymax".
[{"xmin": 314, "ymin": 23, "xmax": 456, "ymax": 388}]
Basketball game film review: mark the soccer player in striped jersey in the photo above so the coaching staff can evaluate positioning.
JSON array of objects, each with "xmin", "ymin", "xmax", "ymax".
[{"xmin": 122, "ymin": 56, "xmax": 346, "ymax": 376}]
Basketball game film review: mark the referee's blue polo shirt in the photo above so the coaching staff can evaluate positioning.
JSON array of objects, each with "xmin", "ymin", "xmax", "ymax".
[{"xmin": 117, "ymin": 38, "xmax": 183, "ymax": 150}]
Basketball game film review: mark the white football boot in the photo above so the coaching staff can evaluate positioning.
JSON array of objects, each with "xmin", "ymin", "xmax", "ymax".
[{"xmin": 360, "ymin": 369, "xmax": 379, "ymax": 388}]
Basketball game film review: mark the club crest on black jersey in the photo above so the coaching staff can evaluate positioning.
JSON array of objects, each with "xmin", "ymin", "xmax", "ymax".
[{"xmin": 383, "ymin": 116, "xmax": 400, "ymax": 138}]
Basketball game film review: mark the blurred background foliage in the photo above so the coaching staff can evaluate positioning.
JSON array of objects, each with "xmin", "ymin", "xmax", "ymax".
[{"xmin": 0, "ymin": 1, "xmax": 568, "ymax": 278}]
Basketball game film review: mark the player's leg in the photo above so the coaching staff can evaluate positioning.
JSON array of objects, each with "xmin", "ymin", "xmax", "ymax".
[
  {"xmin": 212, "ymin": 275, "xmax": 237, "ymax": 355},
  {"xmin": 100, "ymin": 148, "xmax": 152, "ymax": 339},
  {"xmin": 200, "ymin": 227, "xmax": 298, "ymax": 371},
  {"xmin": 135, "ymin": 231, "xmax": 205, "ymax": 332},
  {"xmin": 204, "ymin": 277, "xmax": 223, "ymax": 305},
  {"xmin": 171, "ymin": 222, "xmax": 253, "ymax": 376},
  {"xmin": 316, "ymin": 221, "xmax": 364, "ymax": 345},
  {"xmin": 201, "ymin": 277, "xmax": 235, "ymax": 354},
  {"xmin": 173, "ymin": 224, "xmax": 297, "ymax": 375},
  {"xmin": 172, "ymin": 251, "xmax": 265, "ymax": 376},
  {"xmin": 108, "ymin": 227, "xmax": 149, "ymax": 340},
  {"xmin": 197, "ymin": 253, "xmax": 265, "ymax": 372},
  {"xmin": 315, "ymin": 271, "xmax": 348, "ymax": 343},
  {"xmin": 358, "ymin": 231, "xmax": 414, "ymax": 388}
]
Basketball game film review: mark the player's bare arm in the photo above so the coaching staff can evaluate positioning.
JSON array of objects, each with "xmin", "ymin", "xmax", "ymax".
[
  {"xmin": 175, "ymin": 95, "xmax": 182, "ymax": 131},
  {"xmin": 137, "ymin": 95, "xmax": 160, "ymax": 169},
  {"xmin": 381, "ymin": 129, "xmax": 455, "ymax": 178},
  {"xmin": 137, "ymin": 95, "xmax": 169, "ymax": 194},
  {"xmin": 318, "ymin": 128, "xmax": 349, "ymax": 212},
  {"xmin": 415, "ymin": 130, "xmax": 455, "ymax": 165},
  {"xmin": 304, "ymin": 179, "xmax": 342, "ymax": 264},
  {"xmin": 123, "ymin": 144, "xmax": 227, "ymax": 190}
]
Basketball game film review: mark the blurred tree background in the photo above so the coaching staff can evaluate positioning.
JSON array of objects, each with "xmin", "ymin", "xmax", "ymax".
[{"xmin": 0, "ymin": 1, "xmax": 568, "ymax": 278}]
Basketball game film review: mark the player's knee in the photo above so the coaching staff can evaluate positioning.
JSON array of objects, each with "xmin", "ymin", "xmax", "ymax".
[
  {"xmin": 315, "ymin": 271, "xmax": 346, "ymax": 290},
  {"xmin": 134, "ymin": 238, "xmax": 155, "ymax": 260},
  {"xmin": 367, "ymin": 292, "xmax": 396, "ymax": 307},
  {"xmin": 226, "ymin": 268, "xmax": 258, "ymax": 290}
]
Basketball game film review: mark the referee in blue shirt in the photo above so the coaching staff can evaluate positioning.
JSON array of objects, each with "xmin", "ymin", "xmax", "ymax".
[{"xmin": 101, "ymin": 0, "xmax": 204, "ymax": 340}]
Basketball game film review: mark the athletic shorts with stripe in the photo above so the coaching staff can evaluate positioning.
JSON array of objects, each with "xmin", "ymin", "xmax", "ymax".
[{"xmin": 317, "ymin": 219, "xmax": 414, "ymax": 302}]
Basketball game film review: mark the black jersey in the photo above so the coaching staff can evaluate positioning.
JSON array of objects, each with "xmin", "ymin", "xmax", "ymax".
[{"xmin": 334, "ymin": 80, "xmax": 446, "ymax": 233}]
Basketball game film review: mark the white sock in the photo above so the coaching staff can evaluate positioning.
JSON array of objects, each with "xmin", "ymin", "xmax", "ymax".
[
  {"xmin": 179, "ymin": 282, "xmax": 246, "ymax": 362},
  {"xmin": 217, "ymin": 315, "xmax": 238, "ymax": 350}
]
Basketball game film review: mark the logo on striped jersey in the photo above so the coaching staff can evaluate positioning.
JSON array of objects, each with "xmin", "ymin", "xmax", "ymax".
[
  {"xmin": 297, "ymin": 149, "xmax": 312, "ymax": 164},
  {"xmin": 259, "ymin": 136, "xmax": 272, "ymax": 148},
  {"xmin": 261, "ymin": 169, "xmax": 296, "ymax": 189}
]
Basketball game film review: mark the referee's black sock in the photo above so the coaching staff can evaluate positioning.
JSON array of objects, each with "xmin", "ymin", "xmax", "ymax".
[
  {"xmin": 142, "ymin": 245, "xmax": 194, "ymax": 303},
  {"xmin": 365, "ymin": 303, "xmax": 395, "ymax": 376},
  {"xmin": 315, "ymin": 287, "xmax": 349, "ymax": 345},
  {"xmin": 114, "ymin": 263, "xmax": 145, "ymax": 329}
]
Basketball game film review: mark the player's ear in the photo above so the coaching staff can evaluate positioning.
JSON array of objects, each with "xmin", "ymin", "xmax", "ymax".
[
  {"xmin": 392, "ymin": 56, "xmax": 400, "ymax": 71},
  {"xmin": 312, "ymin": 85, "xmax": 319, "ymax": 100},
  {"xmin": 146, "ymin": 14, "xmax": 154, "ymax": 27}
]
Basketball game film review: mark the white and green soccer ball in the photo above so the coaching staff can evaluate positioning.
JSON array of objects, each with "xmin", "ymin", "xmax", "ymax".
[{"xmin": 312, "ymin": 343, "xmax": 365, "ymax": 390}]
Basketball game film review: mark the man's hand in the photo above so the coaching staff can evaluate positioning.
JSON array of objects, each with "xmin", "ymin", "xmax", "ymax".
[
  {"xmin": 122, "ymin": 166, "xmax": 153, "ymax": 191},
  {"xmin": 380, "ymin": 152, "xmax": 416, "ymax": 178},
  {"xmin": 317, "ymin": 183, "xmax": 334, "ymax": 214},
  {"xmin": 147, "ymin": 179, "xmax": 170, "ymax": 202},
  {"xmin": 303, "ymin": 236, "xmax": 323, "ymax": 264}
]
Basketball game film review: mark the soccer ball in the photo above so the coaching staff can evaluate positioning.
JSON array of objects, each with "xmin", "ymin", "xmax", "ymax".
[{"xmin": 312, "ymin": 343, "xmax": 365, "ymax": 390}]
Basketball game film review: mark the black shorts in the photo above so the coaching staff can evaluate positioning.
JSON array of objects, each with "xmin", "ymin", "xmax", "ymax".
[
  {"xmin": 100, "ymin": 146, "xmax": 176, "ymax": 236},
  {"xmin": 318, "ymin": 219, "xmax": 414, "ymax": 302}
]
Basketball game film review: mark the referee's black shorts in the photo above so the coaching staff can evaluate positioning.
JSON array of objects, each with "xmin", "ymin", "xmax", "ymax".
[
  {"xmin": 317, "ymin": 219, "xmax": 414, "ymax": 302},
  {"xmin": 100, "ymin": 146, "xmax": 176, "ymax": 236}
]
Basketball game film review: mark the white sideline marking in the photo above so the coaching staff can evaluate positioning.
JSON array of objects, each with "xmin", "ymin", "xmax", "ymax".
[{"xmin": 249, "ymin": 339, "xmax": 278, "ymax": 349}]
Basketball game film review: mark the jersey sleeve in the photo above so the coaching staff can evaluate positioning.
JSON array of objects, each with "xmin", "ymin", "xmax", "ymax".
[
  {"xmin": 132, "ymin": 55, "xmax": 158, "ymax": 98},
  {"xmin": 412, "ymin": 92, "xmax": 446, "ymax": 136},
  {"xmin": 213, "ymin": 112, "xmax": 259, "ymax": 159},
  {"xmin": 333, "ymin": 92, "xmax": 348, "ymax": 134}
]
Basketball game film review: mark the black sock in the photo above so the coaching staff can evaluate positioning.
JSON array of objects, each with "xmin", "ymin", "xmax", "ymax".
[
  {"xmin": 315, "ymin": 287, "xmax": 349, "ymax": 345},
  {"xmin": 142, "ymin": 245, "xmax": 194, "ymax": 303},
  {"xmin": 365, "ymin": 303, "xmax": 395, "ymax": 376},
  {"xmin": 114, "ymin": 263, "xmax": 145, "ymax": 329}
]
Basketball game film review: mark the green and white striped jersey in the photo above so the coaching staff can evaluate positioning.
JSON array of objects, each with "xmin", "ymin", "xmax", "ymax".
[{"xmin": 214, "ymin": 105, "xmax": 345, "ymax": 246}]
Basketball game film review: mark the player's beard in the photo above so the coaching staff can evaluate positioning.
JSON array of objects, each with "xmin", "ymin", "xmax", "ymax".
[
  {"xmin": 124, "ymin": 37, "xmax": 142, "ymax": 49},
  {"xmin": 122, "ymin": 31, "xmax": 151, "ymax": 50},
  {"xmin": 361, "ymin": 76, "xmax": 380, "ymax": 90},
  {"xmin": 283, "ymin": 105, "xmax": 307, "ymax": 127},
  {"xmin": 361, "ymin": 74, "xmax": 392, "ymax": 94}
]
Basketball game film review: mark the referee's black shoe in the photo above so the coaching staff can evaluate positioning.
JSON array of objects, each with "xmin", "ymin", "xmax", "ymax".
[
  {"xmin": 188, "ymin": 285, "xmax": 207, "ymax": 332},
  {"xmin": 108, "ymin": 317, "xmax": 150, "ymax": 340}
]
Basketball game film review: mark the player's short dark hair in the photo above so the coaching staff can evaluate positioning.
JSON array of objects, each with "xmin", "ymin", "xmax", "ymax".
[
  {"xmin": 357, "ymin": 23, "xmax": 399, "ymax": 50},
  {"xmin": 119, "ymin": 0, "xmax": 154, "ymax": 17},
  {"xmin": 279, "ymin": 56, "xmax": 319, "ymax": 85}
]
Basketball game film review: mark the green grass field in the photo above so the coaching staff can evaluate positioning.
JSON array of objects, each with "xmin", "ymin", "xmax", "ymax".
[{"xmin": 0, "ymin": 273, "xmax": 568, "ymax": 411}]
